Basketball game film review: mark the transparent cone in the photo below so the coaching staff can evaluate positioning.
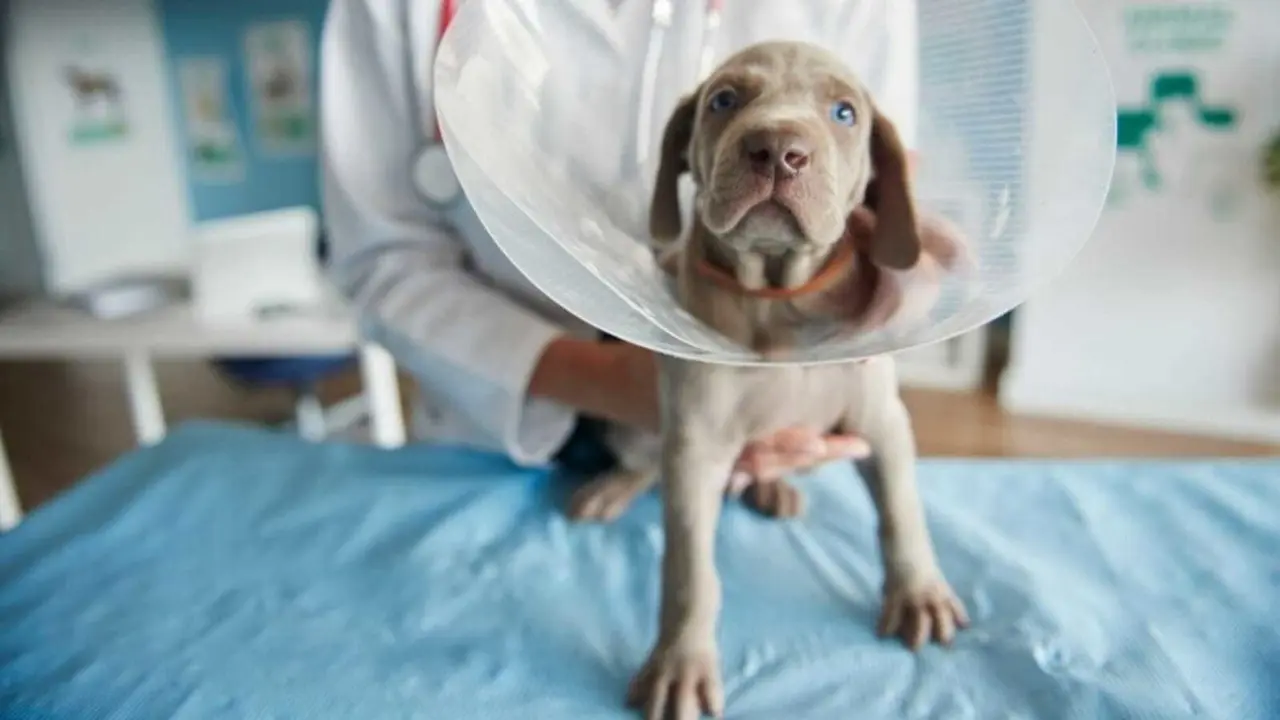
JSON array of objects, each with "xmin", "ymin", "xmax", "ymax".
[{"xmin": 434, "ymin": 0, "xmax": 1115, "ymax": 364}]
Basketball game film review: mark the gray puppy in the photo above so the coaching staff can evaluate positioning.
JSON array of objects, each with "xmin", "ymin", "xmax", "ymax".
[{"xmin": 576, "ymin": 41, "xmax": 971, "ymax": 720}]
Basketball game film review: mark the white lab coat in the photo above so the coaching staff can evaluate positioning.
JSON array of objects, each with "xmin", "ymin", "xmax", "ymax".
[{"xmin": 320, "ymin": 0, "xmax": 919, "ymax": 465}]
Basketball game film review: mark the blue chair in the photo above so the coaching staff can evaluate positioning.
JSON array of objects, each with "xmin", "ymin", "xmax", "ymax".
[{"xmin": 215, "ymin": 355, "xmax": 359, "ymax": 440}]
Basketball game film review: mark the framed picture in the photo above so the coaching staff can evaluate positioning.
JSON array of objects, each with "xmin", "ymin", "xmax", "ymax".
[
  {"xmin": 243, "ymin": 19, "xmax": 316, "ymax": 156},
  {"xmin": 177, "ymin": 56, "xmax": 246, "ymax": 183},
  {"xmin": 64, "ymin": 62, "xmax": 129, "ymax": 146}
]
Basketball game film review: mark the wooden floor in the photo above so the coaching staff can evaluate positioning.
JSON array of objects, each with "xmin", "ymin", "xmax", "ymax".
[{"xmin": 1, "ymin": 358, "xmax": 1276, "ymax": 513}]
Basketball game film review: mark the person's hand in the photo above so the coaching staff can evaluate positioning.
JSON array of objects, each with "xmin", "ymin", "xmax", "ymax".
[
  {"xmin": 601, "ymin": 345, "xmax": 872, "ymax": 484},
  {"xmin": 529, "ymin": 337, "xmax": 658, "ymax": 432},
  {"xmin": 727, "ymin": 427, "xmax": 871, "ymax": 495}
]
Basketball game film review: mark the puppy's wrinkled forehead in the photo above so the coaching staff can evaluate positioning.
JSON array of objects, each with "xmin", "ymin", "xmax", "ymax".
[{"xmin": 709, "ymin": 43, "xmax": 862, "ymax": 98}]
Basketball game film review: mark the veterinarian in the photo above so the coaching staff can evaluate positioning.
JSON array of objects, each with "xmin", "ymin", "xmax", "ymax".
[{"xmin": 320, "ymin": 0, "xmax": 918, "ymax": 481}]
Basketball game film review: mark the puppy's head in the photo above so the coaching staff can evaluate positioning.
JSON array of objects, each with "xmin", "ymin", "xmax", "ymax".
[{"xmin": 650, "ymin": 41, "xmax": 921, "ymax": 288}]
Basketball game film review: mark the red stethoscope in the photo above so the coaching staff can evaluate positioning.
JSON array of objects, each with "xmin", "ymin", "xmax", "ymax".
[{"xmin": 412, "ymin": 0, "xmax": 465, "ymax": 210}]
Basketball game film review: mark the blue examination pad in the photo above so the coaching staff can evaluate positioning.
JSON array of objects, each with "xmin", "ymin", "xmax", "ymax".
[{"xmin": 1, "ymin": 422, "xmax": 1278, "ymax": 719}]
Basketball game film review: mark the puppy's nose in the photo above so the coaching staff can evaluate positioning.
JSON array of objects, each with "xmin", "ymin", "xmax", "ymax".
[{"xmin": 742, "ymin": 131, "xmax": 811, "ymax": 178}]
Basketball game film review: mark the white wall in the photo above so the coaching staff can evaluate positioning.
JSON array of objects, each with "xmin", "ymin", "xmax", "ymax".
[
  {"xmin": 1003, "ymin": 0, "xmax": 1280, "ymax": 442},
  {"xmin": 6, "ymin": 0, "xmax": 191, "ymax": 294}
]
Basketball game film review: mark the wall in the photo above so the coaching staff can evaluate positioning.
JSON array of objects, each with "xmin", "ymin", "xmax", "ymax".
[
  {"xmin": 158, "ymin": 0, "xmax": 328, "ymax": 221},
  {"xmin": 1003, "ymin": 0, "xmax": 1280, "ymax": 442},
  {"xmin": 0, "ymin": 5, "xmax": 45, "ymax": 299}
]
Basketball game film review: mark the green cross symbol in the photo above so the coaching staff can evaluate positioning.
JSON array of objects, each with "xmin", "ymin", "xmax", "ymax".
[{"xmin": 1115, "ymin": 70, "xmax": 1237, "ymax": 192}]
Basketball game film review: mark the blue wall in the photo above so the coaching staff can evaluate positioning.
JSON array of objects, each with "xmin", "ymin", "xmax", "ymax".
[{"xmin": 158, "ymin": 0, "xmax": 329, "ymax": 222}]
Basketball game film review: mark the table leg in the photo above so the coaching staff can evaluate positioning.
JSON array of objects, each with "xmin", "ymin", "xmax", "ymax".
[
  {"xmin": 123, "ymin": 351, "xmax": 166, "ymax": 445},
  {"xmin": 358, "ymin": 343, "xmax": 405, "ymax": 448},
  {"xmin": 0, "ymin": 425, "xmax": 21, "ymax": 531}
]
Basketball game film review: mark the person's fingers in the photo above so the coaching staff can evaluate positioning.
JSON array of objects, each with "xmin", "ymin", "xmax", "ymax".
[
  {"xmin": 764, "ymin": 434, "xmax": 870, "ymax": 467},
  {"xmin": 734, "ymin": 429, "xmax": 873, "ymax": 487},
  {"xmin": 824, "ymin": 434, "xmax": 872, "ymax": 459},
  {"xmin": 739, "ymin": 437, "xmax": 871, "ymax": 479},
  {"xmin": 756, "ymin": 426, "xmax": 826, "ymax": 456},
  {"xmin": 757, "ymin": 429, "xmax": 869, "ymax": 458},
  {"xmin": 743, "ymin": 448, "xmax": 828, "ymax": 480},
  {"xmin": 735, "ymin": 451, "xmax": 787, "ymax": 483},
  {"xmin": 733, "ymin": 436, "xmax": 811, "ymax": 475}
]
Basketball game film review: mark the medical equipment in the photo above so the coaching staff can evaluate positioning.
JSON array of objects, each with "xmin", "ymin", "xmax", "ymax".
[
  {"xmin": 433, "ymin": 0, "xmax": 1117, "ymax": 364},
  {"xmin": 411, "ymin": 0, "xmax": 465, "ymax": 212},
  {"xmin": 3, "ymin": 421, "xmax": 1277, "ymax": 717},
  {"xmin": 191, "ymin": 206, "xmax": 329, "ymax": 324}
]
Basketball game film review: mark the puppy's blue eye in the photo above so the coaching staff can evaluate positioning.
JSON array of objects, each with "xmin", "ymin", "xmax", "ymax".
[
  {"xmin": 830, "ymin": 101, "xmax": 856, "ymax": 126},
  {"xmin": 708, "ymin": 88, "xmax": 738, "ymax": 113}
]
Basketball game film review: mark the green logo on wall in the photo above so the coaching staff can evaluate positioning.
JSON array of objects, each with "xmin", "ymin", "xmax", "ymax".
[
  {"xmin": 1115, "ymin": 71, "xmax": 1237, "ymax": 193},
  {"xmin": 1109, "ymin": 70, "xmax": 1240, "ymax": 217},
  {"xmin": 1110, "ymin": 3, "xmax": 1245, "ymax": 218}
]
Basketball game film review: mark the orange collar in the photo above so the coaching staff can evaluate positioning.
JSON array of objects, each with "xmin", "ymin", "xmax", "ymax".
[{"xmin": 692, "ymin": 239, "xmax": 856, "ymax": 300}]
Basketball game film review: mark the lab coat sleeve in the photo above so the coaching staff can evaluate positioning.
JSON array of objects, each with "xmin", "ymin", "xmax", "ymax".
[
  {"xmin": 319, "ymin": 0, "xmax": 576, "ymax": 465},
  {"xmin": 871, "ymin": 0, "xmax": 920, "ymax": 152}
]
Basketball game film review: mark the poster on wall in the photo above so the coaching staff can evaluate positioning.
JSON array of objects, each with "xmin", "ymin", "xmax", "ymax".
[
  {"xmin": 177, "ymin": 57, "xmax": 246, "ymax": 183},
  {"xmin": 62, "ymin": 34, "xmax": 130, "ymax": 147},
  {"xmin": 243, "ymin": 19, "xmax": 316, "ymax": 156},
  {"xmin": 1095, "ymin": 1, "xmax": 1277, "ymax": 223}
]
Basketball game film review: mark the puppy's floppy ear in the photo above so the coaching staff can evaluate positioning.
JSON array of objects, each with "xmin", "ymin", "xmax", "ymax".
[
  {"xmin": 863, "ymin": 109, "xmax": 922, "ymax": 269},
  {"xmin": 649, "ymin": 91, "xmax": 700, "ymax": 242}
]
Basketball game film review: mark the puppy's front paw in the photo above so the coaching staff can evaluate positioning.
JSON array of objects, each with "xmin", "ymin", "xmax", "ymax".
[
  {"xmin": 627, "ymin": 642, "xmax": 724, "ymax": 720},
  {"xmin": 742, "ymin": 478, "xmax": 804, "ymax": 518},
  {"xmin": 878, "ymin": 571, "xmax": 969, "ymax": 650}
]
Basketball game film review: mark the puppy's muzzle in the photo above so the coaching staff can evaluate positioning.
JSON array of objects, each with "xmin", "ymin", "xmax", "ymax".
[{"xmin": 742, "ymin": 129, "xmax": 812, "ymax": 179}]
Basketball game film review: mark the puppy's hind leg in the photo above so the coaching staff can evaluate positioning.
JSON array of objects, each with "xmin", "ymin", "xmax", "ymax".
[
  {"xmin": 740, "ymin": 477, "xmax": 805, "ymax": 518},
  {"xmin": 568, "ymin": 425, "xmax": 663, "ymax": 523},
  {"xmin": 568, "ymin": 466, "xmax": 658, "ymax": 522}
]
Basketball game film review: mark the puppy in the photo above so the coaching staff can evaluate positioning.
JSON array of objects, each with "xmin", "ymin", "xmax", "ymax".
[
  {"xmin": 592, "ymin": 41, "xmax": 972, "ymax": 720},
  {"xmin": 567, "ymin": 45, "xmax": 968, "ymax": 524}
]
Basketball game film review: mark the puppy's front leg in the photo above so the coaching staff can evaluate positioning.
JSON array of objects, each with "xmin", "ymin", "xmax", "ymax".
[
  {"xmin": 629, "ymin": 429, "xmax": 737, "ymax": 720},
  {"xmin": 858, "ymin": 397, "xmax": 969, "ymax": 649}
]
